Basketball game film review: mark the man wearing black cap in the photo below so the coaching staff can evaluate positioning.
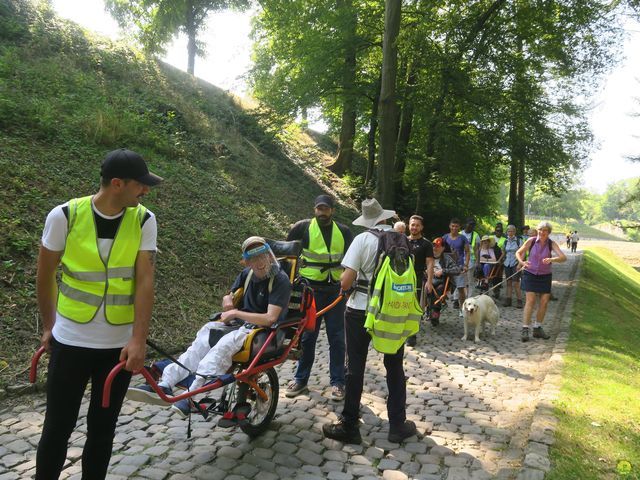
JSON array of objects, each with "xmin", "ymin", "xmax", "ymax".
[
  {"xmin": 35, "ymin": 149, "xmax": 162, "ymax": 480},
  {"xmin": 285, "ymin": 194, "xmax": 353, "ymax": 400}
]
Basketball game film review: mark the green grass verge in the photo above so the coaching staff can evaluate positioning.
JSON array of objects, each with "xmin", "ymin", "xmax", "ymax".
[
  {"xmin": 548, "ymin": 247, "xmax": 640, "ymax": 480},
  {"xmin": 525, "ymin": 217, "xmax": 625, "ymax": 242}
]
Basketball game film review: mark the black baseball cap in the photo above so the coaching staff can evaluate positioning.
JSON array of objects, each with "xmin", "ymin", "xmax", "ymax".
[
  {"xmin": 314, "ymin": 194, "xmax": 335, "ymax": 208},
  {"xmin": 101, "ymin": 149, "xmax": 163, "ymax": 186}
]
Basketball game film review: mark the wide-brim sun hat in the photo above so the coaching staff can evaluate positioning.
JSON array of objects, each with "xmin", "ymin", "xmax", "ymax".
[
  {"xmin": 480, "ymin": 235, "xmax": 496, "ymax": 248},
  {"xmin": 352, "ymin": 198, "xmax": 396, "ymax": 228}
]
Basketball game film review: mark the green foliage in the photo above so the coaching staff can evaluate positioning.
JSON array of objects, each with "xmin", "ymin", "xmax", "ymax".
[
  {"xmin": 0, "ymin": 1, "xmax": 355, "ymax": 386},
  {"xmin": 250, "ymin": 0, "xmax": 630, "ymax": 225},
  {"xmin": 548, "ymin": 247, "xmax": 640, "ymax": 480}
]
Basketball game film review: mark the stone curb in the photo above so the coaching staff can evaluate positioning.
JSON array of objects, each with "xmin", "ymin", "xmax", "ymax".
[{"xmin": 518, "ymin": 253, "xmax": 582, "ymax": 480}]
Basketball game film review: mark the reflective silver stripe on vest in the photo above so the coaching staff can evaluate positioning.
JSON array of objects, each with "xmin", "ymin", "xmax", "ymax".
[
  {"xmin": 302, "ymin": 250, "xmax": 345, "ymax": 262},
  {"xmin": 370, "ymin": 327, "xmax": 416, "ymax": 340},
  {"xmin": 369, "ymin": 312, "xmax": 421, "ymax": 324},
  {"xmin": 106, "ymin": 294, "xmax": 135, "ymax": 306},
  {"xmin": 62, "ymin": 265, "xmax": 134, "ymax": 281},
  {"xmin": 59, "ymin": 283, "xmax": 103, "ymax": 307}
]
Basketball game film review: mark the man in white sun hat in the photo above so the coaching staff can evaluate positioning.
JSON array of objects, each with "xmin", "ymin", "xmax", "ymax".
[{"xmin": 323, "ymin": 198, "xmax": 418, "ymax": 445}]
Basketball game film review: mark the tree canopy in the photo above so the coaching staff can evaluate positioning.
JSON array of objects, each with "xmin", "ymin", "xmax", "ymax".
[{"xmin": 106, "ymin": 0, "xmax": 250, "ymax": 74}]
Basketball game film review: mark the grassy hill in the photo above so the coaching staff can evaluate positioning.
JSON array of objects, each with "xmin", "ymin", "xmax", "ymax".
[{"xmin": 0, "ymin": 0, "xmax": 357, "ymax": 387}]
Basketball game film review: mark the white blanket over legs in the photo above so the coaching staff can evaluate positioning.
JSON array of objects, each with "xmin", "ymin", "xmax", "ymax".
[{"xmin": 160, "ymin": 321, "xmax": 252, "ymax": 392}]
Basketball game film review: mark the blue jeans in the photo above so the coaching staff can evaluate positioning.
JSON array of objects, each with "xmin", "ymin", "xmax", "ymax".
[{"xmin": 294, "ymin": 287, "xmax": 346, "ymax": 387}]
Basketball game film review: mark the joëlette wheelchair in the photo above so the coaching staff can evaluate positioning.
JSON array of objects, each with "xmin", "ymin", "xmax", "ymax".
[
  {"xmin": 420, "ymin": 252, "xmax": 457, "ymax": 326},
  {"xmin": 30, "ymin": 239, "xmax": 339, "ymax": 438}
]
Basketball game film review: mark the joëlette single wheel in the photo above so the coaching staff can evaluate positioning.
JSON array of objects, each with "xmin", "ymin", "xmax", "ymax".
[{"xmin": 237, "ymin": 367, "xmax": 279, "ymax": 437}]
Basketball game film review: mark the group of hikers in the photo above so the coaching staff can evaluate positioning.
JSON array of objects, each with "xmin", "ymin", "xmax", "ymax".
[{"xmin": 33, "ymin": 149, "xmax": 567, "ymax": 479}]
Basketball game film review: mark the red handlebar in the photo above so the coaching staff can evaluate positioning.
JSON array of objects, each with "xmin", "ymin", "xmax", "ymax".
[{"xmin": 29, "ymin": 346, "xmax": 46, "ymax": 384}]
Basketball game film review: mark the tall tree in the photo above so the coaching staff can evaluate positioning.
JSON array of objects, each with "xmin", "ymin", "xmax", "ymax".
[
  {"xmin": 329, "ymin": 0, "xmax": 358, "ymax": 175},
  {"xmin": 376, "ymin": 0, "xmax": 401, "ymax": 208},
  {"xmin": 106, "ymin": 0, "xmax": 250, "ymax": 75}
]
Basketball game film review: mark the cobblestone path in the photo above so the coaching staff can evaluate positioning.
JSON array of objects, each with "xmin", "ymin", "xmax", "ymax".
[{"xmin": 0, "ymin": 251, "xmax": 581, "ymax": 480}]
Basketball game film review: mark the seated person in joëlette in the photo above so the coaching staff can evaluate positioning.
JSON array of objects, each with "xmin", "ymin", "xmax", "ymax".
[
  {"xmin": 428, "ymin": 237, "xmax": 462, "ymax": 325},
  {"xmin": 127, "ymin": 236, "xmax": 291, "ymax": 417}
]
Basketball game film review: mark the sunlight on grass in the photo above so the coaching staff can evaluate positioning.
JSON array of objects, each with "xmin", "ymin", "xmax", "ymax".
[{"xmin": 548, "ymin": 247, "xmax": 640, "ymax": 480}]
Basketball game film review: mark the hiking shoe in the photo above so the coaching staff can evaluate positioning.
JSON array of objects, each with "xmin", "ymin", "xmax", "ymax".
[
  {"xmin": 521, "ymin": 327, "xmax": 530, "ymax": 343},
  {"xmin": 406, "ymin": 335, "xmax": 417, "ymax": 347},
  {"xmin": 322, "ymin": 421, "xmax": 362, "ymax": 444},
  {"xmin": 388, "ymin": 420, "xmax": 418, "ymax": 443},
  {"xmin": 516, "ymin": 299, "xmax": 523, "ymax": 309},
  {"xmin": 330, "ymin": 385, "xmax": 345, "ymax": 401},
  {"xmin": 503, "ymin": 298, "xmax": 512, "ymax": 307},
  {"xmin": 126, "ymin": 384, "xmax": 173, "ymax": 406},
  {"xmin": 285, "ymin": 381, "xmax": 308, "ymax": 398},
  {"xmin": 171, "ymin": 398, "xmax": 197, "ymax": 418},
  {"xmin": 533, "ymin": 326, "xmax": 551, "ymax": 339},
  {"xmin": 453, "ymin": 299, "xmax": 460, "ymax": 309},
  {"xmin": 430, "ymin": 317, "xmax": 440, "ymax": 327}
]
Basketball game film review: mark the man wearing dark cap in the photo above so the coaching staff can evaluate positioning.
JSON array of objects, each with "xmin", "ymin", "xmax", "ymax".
[
  {"xmin": 285, "ymin": 194, "xmax": 353, "ymax": 400},
  {"xmin": 35, "ymin": 149, "xmax": 162, "ymax": 480}
]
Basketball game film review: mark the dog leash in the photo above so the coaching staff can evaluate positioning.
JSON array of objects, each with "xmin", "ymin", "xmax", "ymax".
[{"xmin": 479, "ymin": 267, "xmax": 523, "ymax": 295}]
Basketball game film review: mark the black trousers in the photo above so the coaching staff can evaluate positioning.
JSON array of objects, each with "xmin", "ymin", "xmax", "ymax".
[
  {"xmin": 341, "ymin": 307, "xmax": 407, "ymax": 427},
  {"xmin": 36, "ymin": 338, "xmax": 131, "ymax": 480}
]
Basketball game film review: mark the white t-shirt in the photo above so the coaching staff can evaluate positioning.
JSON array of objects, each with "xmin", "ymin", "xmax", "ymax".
[
  {"xmin": 342, "ymin": 225, "xmax": 392, "ymax": 311},
  {"xmin": 42, "ymin": 199, "xmax": 157, "ymax": 349}
]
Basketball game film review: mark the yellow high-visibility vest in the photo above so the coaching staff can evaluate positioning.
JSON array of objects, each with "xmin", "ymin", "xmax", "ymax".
[
  {"xmin": 364, "ymin": 257, "xmax": 421, "ymax": 354},
  {"xmin": 496, "ymin": 236, "xmax": 506, "ymax": 249},
  {"xmin": 300, "ymin": 218, "xmax": 345, "ymax": 282},
  {"xmin": 57, "ymin": 196, "xmax": 146, "ymax": 325}
]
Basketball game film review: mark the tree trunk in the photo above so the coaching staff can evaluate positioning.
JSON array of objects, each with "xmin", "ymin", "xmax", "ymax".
[
  {"xmin": 517, "ymin": 156, "xmax": 526, "ymax": 228},
  {"xmin": 507, "ymin": 156, "xmax": 519, "ymax": 226},
  {"xmin": 186, "ymin": 4, "xmax": 196, "ymax": 75},
  {"xmin": 376, "ymin": 0, "xmax": 402, "ymax": 208},
  {"xmin": 394, "ymin": 63, "xmax": 417, "ymax": 203},
  {"xmin": 366, "ymin": 89, "xmax": 380, "ymax": 186},
  {"xmin": 329, "ymin": 0, "xmax": 357, "ymax": 175}
]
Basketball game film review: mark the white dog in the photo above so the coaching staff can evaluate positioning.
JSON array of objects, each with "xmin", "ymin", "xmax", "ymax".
[{"xmin": 461, "ymin": 294, "xmax": 499, "ymax": 342}]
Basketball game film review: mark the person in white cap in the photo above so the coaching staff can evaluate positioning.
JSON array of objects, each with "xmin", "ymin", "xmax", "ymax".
[
  {"xmin": 323, "ymin": 198, "xmax": 418, "ymax": 445},
  {"xmin": 36, "ymin": 148, "xmax": 162, "ymax": 480},
  {"xmin": 127, "ymin": 236, "xmax": 291, "ymax": 417}
]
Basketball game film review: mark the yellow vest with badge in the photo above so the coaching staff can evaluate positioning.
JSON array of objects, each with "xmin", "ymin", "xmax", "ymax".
[
  {"xmin": 364, "ymin": 256, "xmax": 421, "ymax": 354},
  {"xmin": 300, "ymin": 218, "xmax": 345, "ymax": 282},
  {"xmin": 57, "ymin": 196, "xmax": 146, "ymax": 325}
]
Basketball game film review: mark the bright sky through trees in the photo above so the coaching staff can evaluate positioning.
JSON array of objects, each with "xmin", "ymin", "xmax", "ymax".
[{"xmin": 52, "ymin": 0, "xmax": 640, "ymax": 194}]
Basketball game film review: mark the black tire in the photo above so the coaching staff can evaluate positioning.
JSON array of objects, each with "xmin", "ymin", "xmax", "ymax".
[{"xmin": 237, "ymin": 367, "xmax": 279, "ymax": 437}]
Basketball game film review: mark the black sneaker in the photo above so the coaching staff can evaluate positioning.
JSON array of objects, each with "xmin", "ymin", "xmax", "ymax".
[
  {"xmin": 521, "ymin": 327, "xmax": 530, "ymax": 343},
  {"xmin": 322, "ymin": 421, "xmax": 362, "ymax": 444},
  {"xmin": 388, "ymin": 420, "xmax": 417, "ymax": 443},
  {"xmin": 453, "ymin": 299, "xmax": 460, "ymax": 309},
  {"xmin": 533, "ymin": 326, "xmax": 551, "ymax": 339},
  {"xmin": 406, "ymin": 335, "xmax": 417, "ymax": 347}
]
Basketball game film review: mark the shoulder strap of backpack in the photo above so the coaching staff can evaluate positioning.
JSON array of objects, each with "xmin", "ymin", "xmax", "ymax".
[{"xmin": 243, "ymin": 269, "xmax": 274, "ymax": 296}]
